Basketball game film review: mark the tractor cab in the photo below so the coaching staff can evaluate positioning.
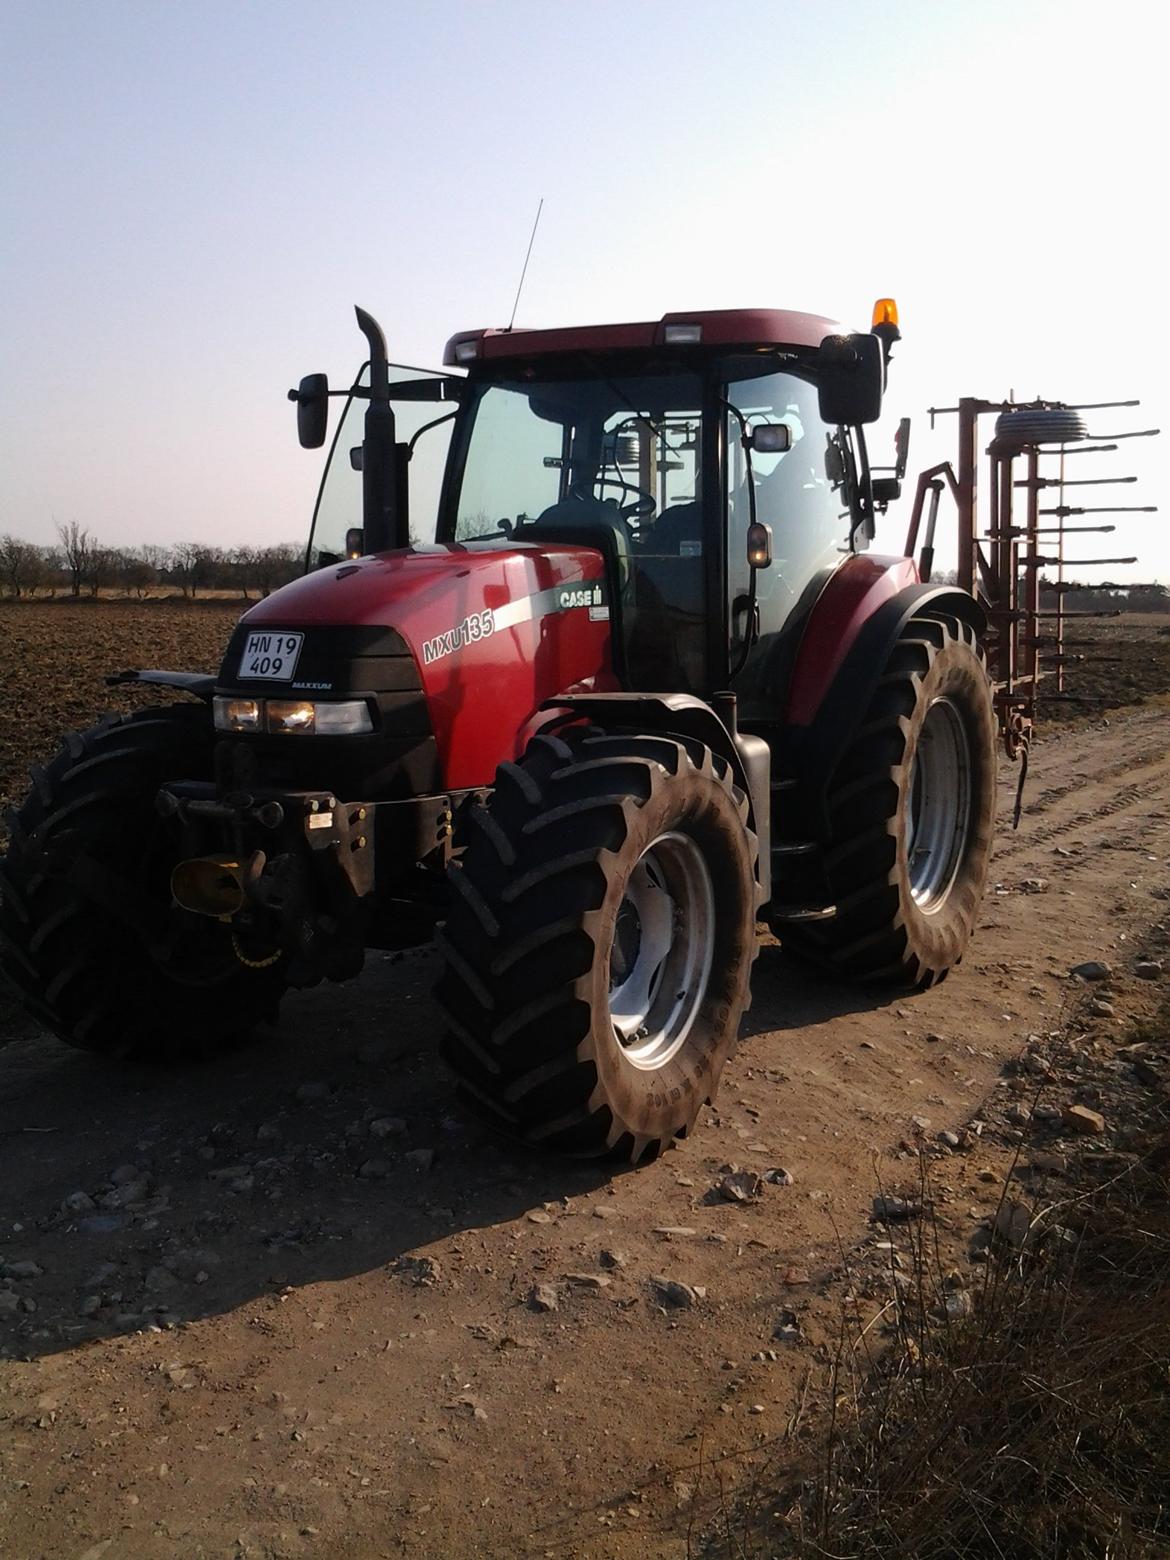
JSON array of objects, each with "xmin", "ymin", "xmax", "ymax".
[
  {"xmin": 299, "ymin": 308, "xmax": 892, "ymax": 726},
  {"xmin": 437, "ymin": 336, "xmax": 873, "ymax": 719}
]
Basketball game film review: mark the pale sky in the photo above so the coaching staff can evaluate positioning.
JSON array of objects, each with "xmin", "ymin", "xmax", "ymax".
[{"xmin": 2, "ymin": 0, "xmax": 1164, "ymax": 581}]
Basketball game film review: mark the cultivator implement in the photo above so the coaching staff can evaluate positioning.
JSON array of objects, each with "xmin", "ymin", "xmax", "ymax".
[{"xmin": 905, "ymin": 396, "xmax": 1159, "ymax": 766}]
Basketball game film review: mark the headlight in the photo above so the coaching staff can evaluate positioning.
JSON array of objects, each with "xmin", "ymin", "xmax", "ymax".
[
  {"xmin": 266, "ymin": 700, "xmax": 317, "ymax": 733},
  {"xmin": 214, "ymin": 696, "xmax": 373, "ymax": 735},
  {"xmin": 268, "ymin": 699, "xmax": 373, "ymax": 735},
  {"xmin": 214, "ymin": 697, "xmax": 262, "ymax": 733}
]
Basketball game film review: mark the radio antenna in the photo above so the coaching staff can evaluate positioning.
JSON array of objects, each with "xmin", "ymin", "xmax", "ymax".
[{"xmin": 506, "ymin": 197, "xmax": 544, "ymax": 332}]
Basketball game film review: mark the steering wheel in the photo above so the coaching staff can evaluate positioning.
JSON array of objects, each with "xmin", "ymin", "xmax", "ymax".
[{"xmin": 593, "ymin": 473, "xmax": 657, "ymax": 523}]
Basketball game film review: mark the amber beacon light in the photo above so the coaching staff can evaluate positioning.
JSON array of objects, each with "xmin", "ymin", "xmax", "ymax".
[{"xmin": 872, "ymin": 297, "xmax": 899, "ymax": 329}]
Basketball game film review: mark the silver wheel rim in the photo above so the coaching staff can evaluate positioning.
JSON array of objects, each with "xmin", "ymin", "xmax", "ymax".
[
  {"xmin": 608, "ymin": 831, "xmax": 715, "ymax": 1070},
  {"xmin": 905, "ymin": 697, "xmax": 972, "ymax": 911}
]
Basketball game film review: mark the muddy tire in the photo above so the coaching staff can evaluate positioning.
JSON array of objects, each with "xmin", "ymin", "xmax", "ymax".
[
  {"xmin": 0, "ymin": 705, "xmax": 285, "ymax": 1060},
  {"xmin": 436, "ymin": 728, "xmax": 759, "ymax": 1162},
  {"xmin": 781, "ymin": 613, "xmax": 996, "ymax": 987}
]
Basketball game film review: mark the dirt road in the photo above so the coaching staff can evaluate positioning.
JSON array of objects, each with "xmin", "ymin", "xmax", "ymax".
[{"xmin": 2, "ymin": 701, "xmax": 1169, "ymax": 1559}]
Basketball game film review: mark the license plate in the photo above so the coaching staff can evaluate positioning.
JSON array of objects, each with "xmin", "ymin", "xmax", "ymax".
[{"xmin": 238, "ymin": 630, "xmax": 304, "ymax": 681}]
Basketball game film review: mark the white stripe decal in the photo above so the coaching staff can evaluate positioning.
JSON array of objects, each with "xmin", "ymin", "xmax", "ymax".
[{"xmin": 420, "ymin": 582, "xmax": 609, "ymax": 667}]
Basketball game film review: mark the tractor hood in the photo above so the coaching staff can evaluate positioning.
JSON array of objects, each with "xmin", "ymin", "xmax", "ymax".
[{"xmin": 224, "ymin": 542, "xmax": 617, "ymax": 790}]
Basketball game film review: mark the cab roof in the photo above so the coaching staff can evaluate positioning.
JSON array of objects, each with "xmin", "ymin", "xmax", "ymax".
[{"xmin": 443, "ymin": 308, "xmax": 848, "ymax": 368}]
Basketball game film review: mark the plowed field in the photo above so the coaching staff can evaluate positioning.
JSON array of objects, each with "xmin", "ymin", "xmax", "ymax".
[
  {"xmin": 1, "ymin": 600, "xmax": 1170, "ymax": 1558},
  {"xmin": 0, "ymin": 601, "xmax": 242, "ymax": 816}
]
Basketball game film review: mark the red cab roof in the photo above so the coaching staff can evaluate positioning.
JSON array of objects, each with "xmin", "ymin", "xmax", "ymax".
[{"xmin": 443, "ymin": 308, "xmax": 848, "ymax": 367}]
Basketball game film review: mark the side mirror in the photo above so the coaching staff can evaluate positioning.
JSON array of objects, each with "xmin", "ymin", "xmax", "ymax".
[
  {"xmin": 749, "ymin": 424, "xmax": 792, "ymax": 454},
  {"xmin": 894, "ymin": 416, "xmax": 911, "ymax": 480},
  {"xmin": 344, "ymin": 527, "xmax": 365, "ymax": 558},
  {"xmin": 746, "ymin": 521, "xmax": 772, "ymax": 570},
  {"xmin": 815, "ymin": 333, "xmax": 883, "ymax": 426},
  {"xmin": 289, "ymin": 373, "xmax": 330, "ymax": 449}
]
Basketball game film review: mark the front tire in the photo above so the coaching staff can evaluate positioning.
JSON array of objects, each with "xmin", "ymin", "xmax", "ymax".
[
  {"xmin": 436, "ymin": 729, "xmax": 759, "ymax": 1161},
  {"xmin": 780, "ymin": 612, "xmax": 996, "ymax": 986},
  {"xmin": 0, "ymin": 705, "xmax": 286, "ymax": 1060}
]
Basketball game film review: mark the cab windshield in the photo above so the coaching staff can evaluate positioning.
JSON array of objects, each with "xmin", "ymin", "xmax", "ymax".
[{"xmin": 449, "ymin": 369, "xmax": 703, "ymax": 543}]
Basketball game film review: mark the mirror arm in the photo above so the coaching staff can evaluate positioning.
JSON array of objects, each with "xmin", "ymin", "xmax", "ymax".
[{"xmin": 723, "ymin": 398, "xmax": 764, "ymax": 681}]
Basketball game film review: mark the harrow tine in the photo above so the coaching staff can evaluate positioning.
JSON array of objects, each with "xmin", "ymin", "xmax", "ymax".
[
  {"xmin": 1039, "ymin": 505, "xmax": 1156, "ymax": 516},
  {"xmin": 1065, "ymin": 399, "xmax": 1141, "ymax": 410},
  {"xmin": 1015, "ymin": 475, "xmax": 1137, "ymax": 489},
  {"xmin": 1085, "ymin": 427, "xmax": 1160, "ymax": 440},
  {"xmin": 1036, "ymin": 443, "xmax": 1119, "ymax": 455},
  {"xmin": 1032, "ymin": 556, "xmax": 1137, "ymax": 567}
]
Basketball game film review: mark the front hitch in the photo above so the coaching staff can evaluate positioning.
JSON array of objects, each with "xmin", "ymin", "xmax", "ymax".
[{"xmin": 159, "ymin": 784, "xmax": 375, "ymax": 985}]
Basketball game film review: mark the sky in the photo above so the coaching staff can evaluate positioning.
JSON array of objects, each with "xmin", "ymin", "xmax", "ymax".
[{"xmin": 2, "ymin": 0, "xmax": 1165, "ymax": 581}]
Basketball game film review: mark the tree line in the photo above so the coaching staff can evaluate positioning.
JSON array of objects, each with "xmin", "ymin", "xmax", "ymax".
[
  {"xmin": 0, "ymin": 523, "xmax": 304, "ymax": 601},
  {"xmin": 1038, "ymin": 579, "xmax": 1170, "ymax": 613}
]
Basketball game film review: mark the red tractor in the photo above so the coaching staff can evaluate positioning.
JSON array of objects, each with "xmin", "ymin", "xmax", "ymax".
[{"xmin": 0, "ymin": 302, "xmax": 997, "ymax": 1161}]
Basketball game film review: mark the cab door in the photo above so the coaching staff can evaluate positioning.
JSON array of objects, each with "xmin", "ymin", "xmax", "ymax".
[{"xmin": 724, "ymin": 365, "xmax": 854, "ymax": 717}]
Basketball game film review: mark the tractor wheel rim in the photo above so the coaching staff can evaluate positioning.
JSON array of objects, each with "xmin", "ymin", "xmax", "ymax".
[
  {"xmin": 608, "ymin": 831, "xmax": 715, "ymax": 1070},
  {"xmin": 905, "ymin": 697, "xmax": 973, "ymax": 911}
]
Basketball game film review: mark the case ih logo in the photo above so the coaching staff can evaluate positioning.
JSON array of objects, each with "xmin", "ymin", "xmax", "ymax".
[
  {"xmin": 558, "ymin": 585, "xmax": 604, "ymax": 610},
  {"xmin": 421, "ymin": 609, "xmax": 495, "ymax": 666}
]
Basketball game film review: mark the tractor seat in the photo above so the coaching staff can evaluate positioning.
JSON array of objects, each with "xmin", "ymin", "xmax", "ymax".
[
  {"xmin": 639, "ymin": 500, "xmax": 703, "ymax": 558},
  {"xmin": 520, "ymin": 496, "xmax": 634, "ymax": 601}
]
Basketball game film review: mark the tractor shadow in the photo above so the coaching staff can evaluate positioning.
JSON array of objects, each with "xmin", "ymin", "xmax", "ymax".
[
  {"xmin": 0, "ymin": 946, "xmax": 611, "ymax": 1360},
  {"xmin": 0, "ymin": 938, "xmax": 908, "ymax": 1361},
  {"xmin": 740, "ymin": 939, "xmax": 907, "ymax": 1039}
]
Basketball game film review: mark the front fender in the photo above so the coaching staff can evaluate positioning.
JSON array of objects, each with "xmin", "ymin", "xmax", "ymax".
[
  {"xmin": 534, "ymin": 692, "xmax": 773, "ymax": 901},
  {"xmin": 105, "ymin": 669, "xmax": 216, "ymax": 703}
]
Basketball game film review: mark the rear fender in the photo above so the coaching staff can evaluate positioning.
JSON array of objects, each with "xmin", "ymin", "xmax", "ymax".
[
  {"xmin": 535, "ymin": 692, "xmax": 772, "ymax": 901},
  {"xmin": 783, "ymin": 580, "xmax": 986, "ymax": 836}
]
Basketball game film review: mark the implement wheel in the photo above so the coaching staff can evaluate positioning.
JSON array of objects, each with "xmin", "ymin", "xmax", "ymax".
[
  {"xmin": 0, "ymin": 705, "xmax": 286, "ymax": 1060},
  {"xmin": 781, "ymin": 612, "xmax": 996, "ymax": 987},
  {"xmin": 436, "ymin": 728, "xmax": 759, "ymax": 1162}
]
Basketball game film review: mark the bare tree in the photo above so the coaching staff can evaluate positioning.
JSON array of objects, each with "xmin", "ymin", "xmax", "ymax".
[
  {"xmin": 254, "ymin": 543, "xmax": 302, "ymax": 598},
  {"xmin": 0, "ymin": 535, "xmax": 44, "ymax": 598},
  {"xmin": 232, "ymin": 545, "xmax": 259, "ymax": 600},
  {"xmin": 57, "ymin": 521, "xmax": 92, "ymax": 598},
  {"xmin": 83, "ymin": 546, "xmax": 122, "ymax": 598},
  {"xmin": 170, "ymin": 542, "xmax": 201, "ymax": 599},
  {"xmin": 120, "ymin": 550, "xmax": 158, "ymax": 598}
]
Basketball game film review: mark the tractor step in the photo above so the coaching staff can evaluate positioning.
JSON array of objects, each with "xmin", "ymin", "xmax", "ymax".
[
  {"xmin": 772, "ymin": 840, "xmax": 818, "ymax": 857},
  {"xmin": 770, "ymin": 903, "xmax": 838, "ymax": 923}
]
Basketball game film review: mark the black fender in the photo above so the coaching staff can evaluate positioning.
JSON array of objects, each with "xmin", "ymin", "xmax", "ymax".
[
  {"xmin": 782, "ymin": 584, "xmax": 986, "ymax": 839},
  {"xmin": 537, "ymin": 692, "xmax": 772, "ymax": 901},
  {"xmin": 105, "ymin": 669, "xmax": 216, "ymax": 702}
]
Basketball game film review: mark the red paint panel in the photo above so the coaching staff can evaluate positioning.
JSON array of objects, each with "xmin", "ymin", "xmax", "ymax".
[
  {"xmin": 444, "ymin": 308, "xmax": 849, "ymax": 366},
  {"xmin": 243, "ymin": 544, "xmax": 618, "ymax": 789},
  {"xmin": 785, "ymin": 554, "xmax": 920, "ymax": 726}
]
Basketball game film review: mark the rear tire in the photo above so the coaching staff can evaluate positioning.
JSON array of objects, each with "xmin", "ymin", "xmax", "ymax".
[
  {"xmin": 780, "ymin": 613, "xmax": 996, "ymax": 987},
  {"xmin": 436, "ymin": 728, "xmax": 759, "ymax": 1161},
  {"xmin": 0, "ymin": 705, "xmax": 286, "ymax": 1060}
]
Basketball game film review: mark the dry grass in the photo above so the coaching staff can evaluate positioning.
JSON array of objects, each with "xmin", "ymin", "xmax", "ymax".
[
  {"xmin": 792, "ymin": 1159, "xmax": 1170, "ymax": 1559},
  {"xmin": 717, "ymin": 1005, "xmax": 1170, "ymax": 1560}
]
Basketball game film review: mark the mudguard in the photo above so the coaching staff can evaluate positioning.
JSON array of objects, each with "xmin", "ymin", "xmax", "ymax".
[
  {"xmin": 535, "ymin": 691, "xmax": 772, "ymax": 900},
  {"xmin": 105, "ymin": 669, "xmax": 216, "ymax": 702},
  {"xmin": 782, "ymin": 574, "xmax": 986, "ymax": 838}
]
